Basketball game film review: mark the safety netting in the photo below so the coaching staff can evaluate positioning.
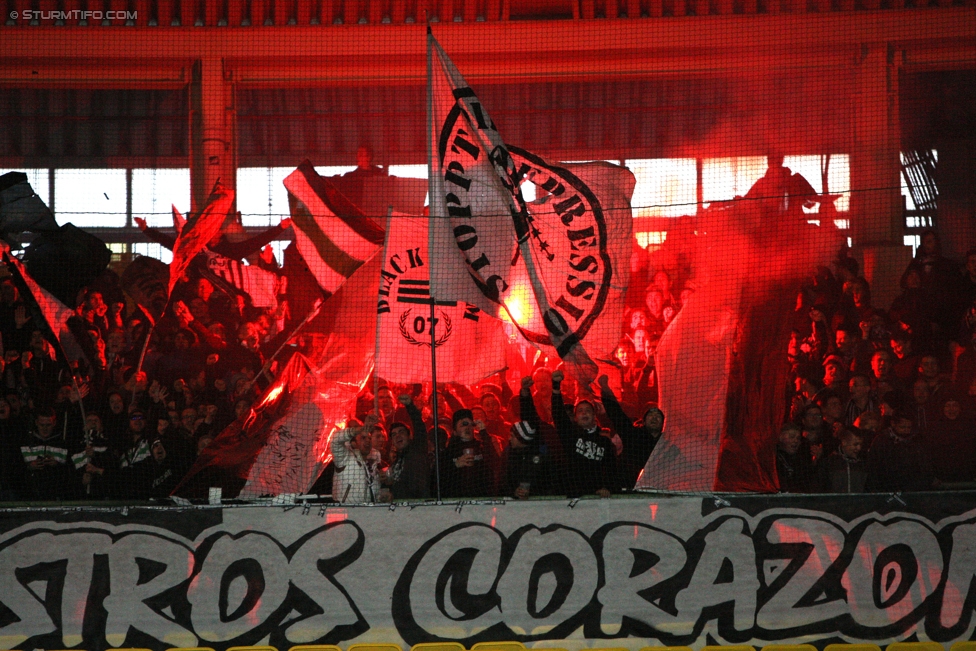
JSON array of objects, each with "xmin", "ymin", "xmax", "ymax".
[{"xmin": 0, "ymin": 0, "xmax": 972, "ymax": 504}]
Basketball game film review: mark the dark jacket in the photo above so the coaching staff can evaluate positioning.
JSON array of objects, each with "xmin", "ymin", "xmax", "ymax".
[
  {"xmin": 441, "ymin": 431, "xmax": 498, "ymax": 498},
  {"xmin": 819, "ymin": 450, "xmax": 868, "ymax": 493},
  {"xmin": 498, "ymin": 387, "xmax": 557, "ymax": 497},
  {"xmin": 389, "ymin": 402, "xmax": 430, "ymax": 500},
  {"xmin": 600, "ymin": 387, "xmax": 661, "ymax": 490},
  {"xmin": 866, "ymin": 428, "xmax": 934, "ymax": 492},
  {"xmin": 552, "ymin": 387, "xmax": 616, "ymax": 497}
]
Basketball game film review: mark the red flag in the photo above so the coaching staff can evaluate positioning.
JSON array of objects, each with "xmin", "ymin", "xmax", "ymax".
[{"xmin": 169, "ymin": 183, "xmax": 233, "ymax": 296}]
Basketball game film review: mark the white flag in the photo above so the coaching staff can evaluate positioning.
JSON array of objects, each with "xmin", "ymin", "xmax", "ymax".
[
  {"xmin": 377, "ymin": 215, "xmax": 506, "ymax": 385},
  {"xmin": 427, "ymin": 32, "xmax": 634, "ymax": 380}
]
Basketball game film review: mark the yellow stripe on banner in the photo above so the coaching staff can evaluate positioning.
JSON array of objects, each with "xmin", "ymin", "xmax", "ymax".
[
  {"xmin": 888, "ymin": 644, "xmax": 944, "ymax": 651},
  {"xmin": 227, "ymin": 647, "xmax": 278, "ymax": 651},
  {"xmin": 348, "ymin": 644, "xmax": 404, "ymax": 651},
  {"xmin": 290, "ymin": 645, "xmax": 343, "ymax": 651},
  {"xmin": 165, "ymin": 647, "xmax": 217, "ymax": 651},
  {"xmin": 825, "ymin": 644, "xmax": 883, "ymax": 651},
  {"xmin": 410, "ymin": 643, "xmax": 466, "ymax": 651},
  {"xmin": 762, "ymin": 644, "xmax": 819, "ymax": 651},
  {"xmin": 640, "ymin": 646, "xmax": 695, "ymax": 651},
  {"xmin": 702, "ymin": 645, "xmax": 757, "ymax": 651},
  {"xmin": 470, "ymin": 643, "xmax": 527, "ymax": 651},
  {"xmin": 951, "ymin": 643, "xmax": 976, "ymax": 651}
]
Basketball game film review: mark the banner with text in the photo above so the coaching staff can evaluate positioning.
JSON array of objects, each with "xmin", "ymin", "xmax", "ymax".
[{"xmin": 2, "ymin": 493, "xmax": 976, "ymax": 651}]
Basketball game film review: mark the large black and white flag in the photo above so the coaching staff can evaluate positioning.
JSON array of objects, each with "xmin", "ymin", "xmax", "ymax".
[{"xmin": 426, "ymin": 31, "xmax": 634, "ymax": 382}]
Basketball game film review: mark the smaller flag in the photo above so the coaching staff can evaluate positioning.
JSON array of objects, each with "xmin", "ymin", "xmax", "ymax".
[
  {"xmin": 169, "ymin": 182, "xmax": 234, "ymax": 296},
  {"xmin": 1, "ymin": 241, "xmax": 86, "ymax": 364},
  {"xmin": 284, "ymin": 160, "xmax": 385, "ymax": 295}
]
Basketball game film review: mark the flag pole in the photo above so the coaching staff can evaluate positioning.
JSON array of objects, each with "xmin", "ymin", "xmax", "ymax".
[
  {"xmin": 373, "ymin": 206, "xmax": 394, "ymax": 418},
  {"xmin": 426, "ymin": 25, "xmax": 442, "ymax": 503},
  {"xmin": 428, "ymin": 293, "xmax": 442, "ymax": 503}
]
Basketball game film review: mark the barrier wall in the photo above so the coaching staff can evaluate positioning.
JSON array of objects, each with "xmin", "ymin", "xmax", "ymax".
[{"xmin": 2, "ymin": 493, "xmax": 976, "ymax": 651}]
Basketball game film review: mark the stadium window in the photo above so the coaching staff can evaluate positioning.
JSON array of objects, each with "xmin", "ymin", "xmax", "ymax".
[
  {"xmin": 132, "ymin": 242, "xmax": 174, "ymax": 264},
  {"xmin": 636, "ymin": 231, "xmax": 667, "ymax": 252},
  {"xmin": 54, "ymin": 169, "xmax": 127, "ymax": 228},
  {"xmin": 131, "ymin": 168, "xmax": 190, "ymax": 228},
  {"xmin": 625, "ymin": 158, "xmax": 697, "ymax": 218},
  {"xmin": 701, "ymin": 156, "xmax": 767, "ymax": 207},
  {"xmin": 388, "ymin": 164, "xmax": 430, "ymax": 206}
]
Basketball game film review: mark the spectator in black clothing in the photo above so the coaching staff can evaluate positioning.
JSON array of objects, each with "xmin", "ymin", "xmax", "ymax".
[
  {"xmin": 441, "ymin": 408, "xmax": 498, "ymax": 498},
  {"xmin": 19, "ymin": 408, "xmax": 78, "ymax": 501},
  {"xmin": 819, "ymin": 427, "xmax": 867, "ymax": 493},
  {"xmin": 382, "ymin": 394, "xmax": 430, "ymax": 500},
  {"xmin": 776, "ymin": 422, "xmax": 817, "ymax": 492},
  {"xmin": 927, "ymin": 396, "xmax": 976, "ymax": 484},
  {"xmin": 0, "ymin": 397, "xmax": 25, "ymax": 499},
  {"xmin": 597, "ymin": 374, "xmax": 663, "ymax": 490},
  {"xmin": 866, "ymin": 409, "xmax": 935, "ymax": 492},
  {"xmin": 498, "ymin": 377, "xmax": 557, "ymax": 499},
  {"xmin": 551, "ymin": 370, "xmax": 616, "ymax": 498}
]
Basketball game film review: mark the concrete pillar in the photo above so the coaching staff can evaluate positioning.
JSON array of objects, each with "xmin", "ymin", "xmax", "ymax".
[
  {"xmin": 849, "ymin": 44, "xmax": 910, "ymax": 309},
  {"xmin": 190, "ymin": 57, "xmax": 236, "ymax": 216}
]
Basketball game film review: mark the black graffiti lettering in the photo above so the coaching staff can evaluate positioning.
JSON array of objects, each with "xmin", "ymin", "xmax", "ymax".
[
  {"xmin": 446, "ymin": 162, "xmax": 472, "ymax": 192},
  {"xmin": 569, "ymin": 255, "xmax": 598, "ymax": 274},
  {"xmin": 843, "ymin": 520, "xmax": 942, "ymax": 631},
  {"xmin": 0, "ymin": 533, "xmax": 71, "ymax": 647},
  {"xmin": 188, "ymin": 534, "xmax": 291, "ymax": 642},
  {"xmin": 555, "ymin": 296, "xmax": 585, "ymax": 321},
  {"xmin": 454, "ymin": 225, "xmax": 479, "ymax": 252},
  {"xmin": 285, "ymin": 523, "xmax": 366, "ymax": 644},
  {"xmin": 105, "ymin": 533, "xmax": 196, "ymax": 648},
  {"xmin": 451, "ymin": 131, "xmax": 481, "ymax": 160},
  {"xmin": 449, "ymin": 204, "xmax": 473, "ymax": 218},
  {"xmin": 755, "ymin": 518, "xmax": 847, "ymax": 631},
  {"xmin": 377, "ymin": 299, "xmax": 391, "ymax": 315},
  {"xmin": 565, "ymin": 278, "xmax": 596, "ymax": 300},
  {"xmin": 673, "ymin": 518, "xmax": 759, "ymax": 635},
  {"xmin": 496, "ymin": 527, "xmax": 598, "ymax": 632},
  {"xmin": 596, "ymin": 523, "xmax": 687, "ymax": 636},
  {"xmin": 407, "ymin": 247, "xmax": 425, "ymax": 269},
  {"xmin": 939, "ymin": 522, "xmax": 976, "ymax": 629}
]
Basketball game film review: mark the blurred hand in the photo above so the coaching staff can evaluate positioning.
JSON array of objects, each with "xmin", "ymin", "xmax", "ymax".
[
  {"xmin": 279, "ymin": 217, "xmax": 293, "ymax": 230},
  {"xmin": 398, "ymin": 393, "xmax": 412, "ymax": 407},
  {"xmin": 520, "ymin": 377, "xmax": 534, "ymax": 390},
  {"xmin": 597, "ymin": 374, "xmax": 611, "ymax": 391},
  {"xmin": 551, "ymin": 370, "xmax": 564, "ymax": 384},
  {"xmin": 134, "ymin": 217, "xmax": 148, "ymax": 231}
]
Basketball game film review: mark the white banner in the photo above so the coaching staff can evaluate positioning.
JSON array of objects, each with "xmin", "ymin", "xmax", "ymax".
[{"xmin": 1, "ymin": 494, "xmax": 975, "ymax": 650}]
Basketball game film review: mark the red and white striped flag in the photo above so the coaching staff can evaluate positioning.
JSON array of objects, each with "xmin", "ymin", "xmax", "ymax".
[{"xmin": 284, "ymin": 160, "xmax": 385, "ymax": 295}]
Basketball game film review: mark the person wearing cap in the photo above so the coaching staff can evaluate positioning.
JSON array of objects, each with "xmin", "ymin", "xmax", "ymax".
[
  {"xmin": 498, "ymin": 377, "xmax": 556, "ymax": 499},
  {"xmin": 551, "ymin": 369, "xmax": 616, "ymax": 498},
  {"xmin": 596, "ymin": 374, "xmax": 664, "ymax": 490},
  {"xmin": 441, "ymin": 406, "xmax": 498, "ymax": 498},
  {"xmin": 113, "ymin": 409, "xmax": 153, "ymax": 500},
  {"xmin": 821, "ymin": 354, "xmax": 849, "ymax": 401}
]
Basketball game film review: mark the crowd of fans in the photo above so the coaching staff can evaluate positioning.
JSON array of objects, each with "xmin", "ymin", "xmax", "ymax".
[
  {"xmin": 778, "ymin": 229, "xmax": 976, "ymax": 493},
  {"xmin": 0, "ymin": 212, "xmax": 973, "ymax": 503}
]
